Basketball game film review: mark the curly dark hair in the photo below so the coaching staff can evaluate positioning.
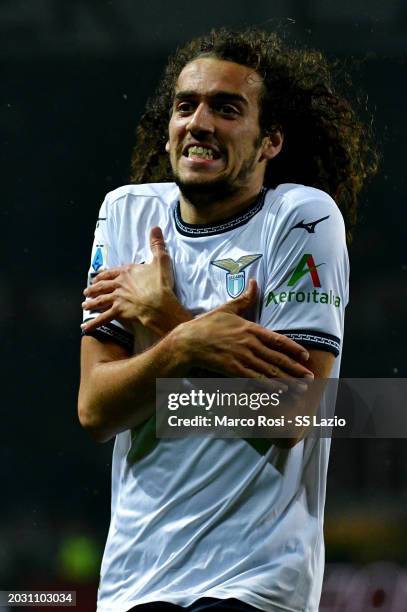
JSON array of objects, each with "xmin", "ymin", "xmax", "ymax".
[{"xmin": 130, "ymin": 28, "xmax": 378, "ymax": 239}]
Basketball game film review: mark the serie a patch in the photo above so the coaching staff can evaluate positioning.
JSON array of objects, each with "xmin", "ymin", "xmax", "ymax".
[{"xmin": 91, "ymin": 243, "xmax": 108, "ymax": 272}]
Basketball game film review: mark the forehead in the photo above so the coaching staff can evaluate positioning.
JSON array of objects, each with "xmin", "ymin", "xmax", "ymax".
[{"xmin": 175, "ymin": 58, "xmax": 263, "ymax": 105}]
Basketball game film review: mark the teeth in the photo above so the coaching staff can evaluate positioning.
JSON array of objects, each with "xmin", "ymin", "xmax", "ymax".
[{"xmin": 188, "ymin": 146, "xmax": 214, "ymax": 160}]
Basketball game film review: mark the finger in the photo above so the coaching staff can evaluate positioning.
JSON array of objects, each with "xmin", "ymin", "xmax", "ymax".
[
  {"xmin": 252, "ymin": 344, "xmax": 313, "ymax": 378},
  {"xmin": 90, "ymin": 268, "xmax": 122, "ymax": 283},
  {"xmin": 242, "ymin": 362, "xmax": 309, "ymax": 396},
  {"xmin": 218, "ymin": 279, "xmax": 258, "ymax": 316},
  {"xmin": 150, "ymin": 226, "xmax": 167, "ymax": 257},
  {"xmin": 82, "ymin": 294, "xmax": 114, "ymax": 312},
  {"xmin": 232, "ymin": 365, "xmax": 289, "ymax": 393},
  {"xmin": 81, "ymin": 308, "xmax": 116, "ymax": 332},
  {"xmin": 240, "ymin": 353, "xmax": 309, "ymax": 389},
  {"xmin": 253, "ymin": 328, "xmax": 310, "ymax": 363},
  {"xmin": 150, "ymin": 226, "xmax": 174, "ymax": 286},
  {"xmin": 84, "ymin": 280, "xmax": 119, "ymax": 298}
]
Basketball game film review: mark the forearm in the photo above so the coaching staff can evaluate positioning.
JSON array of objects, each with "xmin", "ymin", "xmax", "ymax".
[
  {"xmin": 78, "ymin": 332, "xmax": 188, "ymax": 442},
  {"xmin": 269, "ymin": 349, "xmax": 335, "ymax": 448},
  {"xmin": 79, "ymin": 303, "xmax": 316, "ymax": 443}
]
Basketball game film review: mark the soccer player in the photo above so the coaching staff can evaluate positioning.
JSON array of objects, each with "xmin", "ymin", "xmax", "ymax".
[{"xmin": 79, "ymin": 29, "xmax": 377, "ymax": 612}]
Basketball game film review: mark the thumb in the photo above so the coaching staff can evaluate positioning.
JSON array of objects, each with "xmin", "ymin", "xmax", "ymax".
[
  {"xmin": 150, "ymin": 226, "xmax": 167, "ymax": 258},
  {"xmin": 218, "ymin": 279, "xmax": 258, "ymax": 316},
  {"xmin": 150, "ymin": 226, "xmax": 173, "ymax": 286}
]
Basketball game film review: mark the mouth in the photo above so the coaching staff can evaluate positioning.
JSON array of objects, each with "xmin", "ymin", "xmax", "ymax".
[{"xmin": 182, "ymin": 144, "xmax": 222, "ymax": 161}]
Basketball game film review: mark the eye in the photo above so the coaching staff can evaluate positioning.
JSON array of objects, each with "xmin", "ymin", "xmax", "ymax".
[
  {"xmin": 176, "ymin": 101, "xmax": 195, "ymax": 114},
  {"xmin": 217, "ymin": 104, "xmax": 239, "ymax": 117}
]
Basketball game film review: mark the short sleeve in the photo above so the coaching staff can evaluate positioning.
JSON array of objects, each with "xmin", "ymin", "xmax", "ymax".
[
  {"xmin": 82, "ymin": 196, "xmax": 134, "ymax": 351},
  {"xmin": 259, "ymin": 188, "xmax": 349, "ymax": 357}
]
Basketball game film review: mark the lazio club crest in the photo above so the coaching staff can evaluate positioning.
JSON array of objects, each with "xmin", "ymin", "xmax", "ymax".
[{"xmin": 211, "ymin": 254, "xmax": 262, "ymax": 298}]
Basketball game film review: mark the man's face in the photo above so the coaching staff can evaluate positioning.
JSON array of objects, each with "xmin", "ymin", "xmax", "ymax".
[{"xmin": 166, "ymin": 57, "xmax": 271, "ymax": 203}]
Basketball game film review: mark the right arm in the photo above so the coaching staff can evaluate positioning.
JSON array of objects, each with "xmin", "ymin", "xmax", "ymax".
[{"xmin": 78, "ymin": 332, "xmax": 186, "ymax": 443}]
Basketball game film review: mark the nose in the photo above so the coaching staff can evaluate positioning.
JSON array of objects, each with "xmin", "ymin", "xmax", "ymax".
[{"xmin": 186, "ymin": 103, "xmax": 214, "ymax": 135}]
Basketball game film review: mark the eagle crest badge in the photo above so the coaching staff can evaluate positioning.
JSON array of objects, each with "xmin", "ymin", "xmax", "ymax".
[{"xmin": 211, "ymin": 254, "xmax": 262, "ymax": 298}]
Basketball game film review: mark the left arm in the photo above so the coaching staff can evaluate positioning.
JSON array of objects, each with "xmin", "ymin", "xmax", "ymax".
[
  {"xmin": 258, "ymin": 187, "xmax": 349, "ymax": 446},
  {"xmin": 270, "ymin": 348, "xmax": 334, "ymax": 448}
]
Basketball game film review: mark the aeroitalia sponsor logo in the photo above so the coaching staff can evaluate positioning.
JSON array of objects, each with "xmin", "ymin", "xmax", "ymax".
[
  {"xmin": 266, "ymin": 288, "xmax": 341, "ymax": 307},
  {"xmin": 265, "ymin": 253, "xmax": 341, "ymax": 308},
  {"xmin": 287, "ymin": 253, "xmax": 322, "ymax": 288}
]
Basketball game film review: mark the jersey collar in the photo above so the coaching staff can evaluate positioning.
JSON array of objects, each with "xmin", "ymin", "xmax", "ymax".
[{"xmin": 174, "ymin": 187, "xmax": 267, "ymax": 237}]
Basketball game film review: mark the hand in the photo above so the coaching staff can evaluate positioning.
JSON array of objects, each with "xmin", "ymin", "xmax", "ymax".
[
  {"xmin": 172, "ymin": 279, "xmax": 314, "ymax": 382},
  {"xmin": 81, "ymin": 227, "xmax": 191, "ymax": 336}
]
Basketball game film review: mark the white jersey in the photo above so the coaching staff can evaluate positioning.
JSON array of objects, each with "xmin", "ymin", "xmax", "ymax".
[{"xmin": 83, "ymin": 182, "xmax": 349, "ymax": 612}]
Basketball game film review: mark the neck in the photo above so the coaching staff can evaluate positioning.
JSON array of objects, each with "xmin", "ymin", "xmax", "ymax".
[{"xmin": 179, "ymin": 183, "xmax": 264, "ymax": 225}]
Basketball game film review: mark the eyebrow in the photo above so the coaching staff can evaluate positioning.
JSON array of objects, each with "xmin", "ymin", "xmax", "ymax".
[{"xmin": 174, "ymin": 90, "xmax": 249, "ymax": 107}]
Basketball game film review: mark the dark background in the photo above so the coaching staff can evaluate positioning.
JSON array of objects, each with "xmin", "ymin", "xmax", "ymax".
[{"xmin": 1, "ymin": 1, "xmax": 407, "ymax": 610}]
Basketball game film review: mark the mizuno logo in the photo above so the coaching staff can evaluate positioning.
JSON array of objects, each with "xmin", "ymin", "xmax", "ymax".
[
  {"xmin": 211, "ymin": 254, "xmax": 262, "ymax": 298},
  {"xmin": 279, "ymin": 215, "xmax": 330, "ymax": 244},
  {"xmin": 290, "ymin": 215, "xmax": 330, "ymax": 234}
]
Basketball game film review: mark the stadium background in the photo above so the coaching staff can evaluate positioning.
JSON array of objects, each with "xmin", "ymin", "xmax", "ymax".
[{"xmin": 2, "ymin": 0, "xmax": 406, "ymax": 610}]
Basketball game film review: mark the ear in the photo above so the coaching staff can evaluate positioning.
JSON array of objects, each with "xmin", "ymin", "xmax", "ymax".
[
  {"xmin": 259, "ymin": 130, "xmax": 283, "ymax": 161},
  {"xmin": 165, "ymin": 140, "xmax": 170, "ymax": 153}
]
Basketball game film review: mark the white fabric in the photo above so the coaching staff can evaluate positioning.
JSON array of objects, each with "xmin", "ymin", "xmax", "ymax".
[{"xmin": 83, "ymin": 182, "xmax": 349, "ymax": 612}]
